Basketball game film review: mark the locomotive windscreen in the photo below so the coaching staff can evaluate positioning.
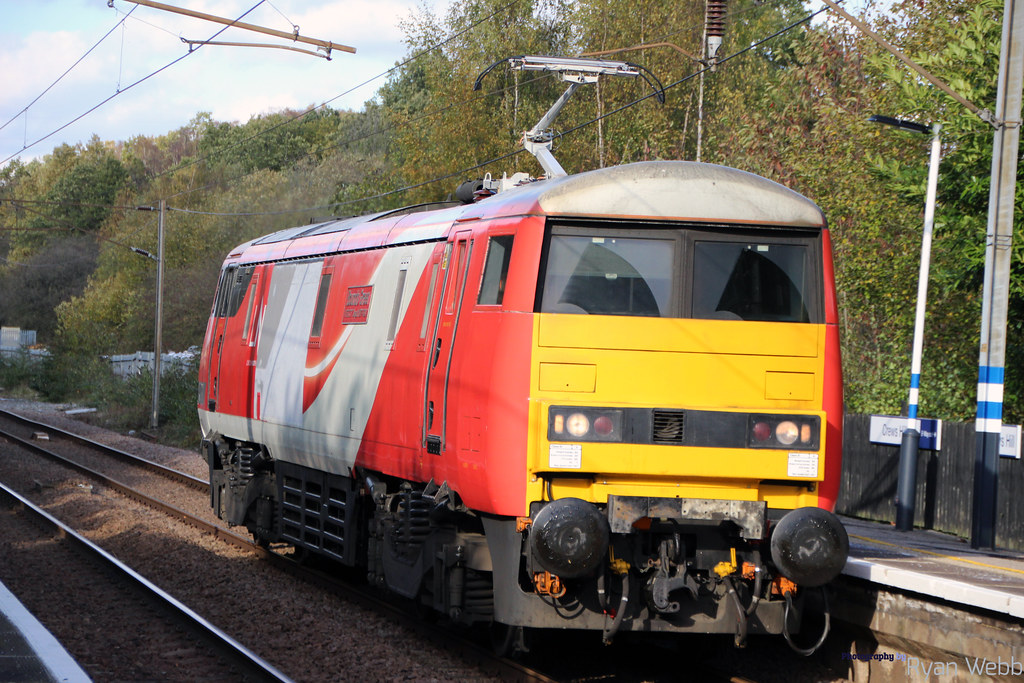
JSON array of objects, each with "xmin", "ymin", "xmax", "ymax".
[
  {"xmin": 692, "ymin": 242, "xmax": 811, "ymax": 323},
  {"xmin": 542, "ymin": 235, "xmax": 671, "ymax": 316},
  {"xmin": 539, "ymin": 223, "xmax": 822, "ymax": 323}
]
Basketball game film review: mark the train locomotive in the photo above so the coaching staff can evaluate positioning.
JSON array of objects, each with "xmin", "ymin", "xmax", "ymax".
[{"xmin": 197, "ymin": 56, "xmax": 848, "ymax": 654}]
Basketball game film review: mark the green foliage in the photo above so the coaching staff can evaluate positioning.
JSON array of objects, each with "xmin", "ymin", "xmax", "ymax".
[
  {"xmin": 197, "ymin": 107, "xmax": 343, "ymax": 174},
  {"xmin": 0, "ymin": 0, "xmax": 1020, "ymax": 430},
  {"xmin": 0, "ymin": 353, "xmax": 41, "ymax": 399},
  {"xmin": 89, "ymin": 362, "xmax": 201, "ymax": 449},
  {"xmin": 0, "ymin": 236, "xmax": 98, "ymax": 339},
  {"xmin": 859, "ymin": 0, "xmax": 1024, "ymax": 421},
  {"xmin": 0, "ymin": 352, "xmax": 201, "ymax": 449}
]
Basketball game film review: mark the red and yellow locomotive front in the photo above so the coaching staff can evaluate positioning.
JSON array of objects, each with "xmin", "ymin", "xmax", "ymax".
[
  {"xmin": 429, "ymin": 163, "xmax": 848, "ymax": 643},
  {"xmin": 199, "ymin": 161, "xmax": 847, "ymax": 648}
]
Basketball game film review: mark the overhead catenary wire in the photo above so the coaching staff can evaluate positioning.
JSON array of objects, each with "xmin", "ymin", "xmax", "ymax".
[
  {"xmin": 115, "ymin": 0, "xmax": 355, "ymax": 56},
  {"xmin": 818, "ymin": 0, "xmax": 992, "ymax": 124},
  {"xmin": 554, "ymin": 6, "xmax": 829, "ymax": 143},
  {"xmin": 159, "ymin": 2, "xmax": 729, "ymax": 205},
  {"xmin": 4, "ymin": 3, "xmax": 828, "ymax": 229},
  {"xmin": 165, "ymin": 4, "xmax": 829, "ymax": 218},
  {"xmin": 1, "ymin": 0, "xmax": 533, "ymax": 242},
  {"xmin": 336, "ymin": 6, "xmax": 831, "ymax": 212},
  {"xmin": 0, "ymin": 4, "xmax": 139, "ymax": 136},
  {"xmin": 2, "ymin": 200, "xmax": 144, "ymax": 256},
  {"xmin": 335, "ymin": 5, "xmax": 831, "ymax": 211},
  {"xmin": 164, "ymin": 69, "xmax": 555, "ymax": 207},
  {"xmin": 156, "ymin": 0, "xmax": 526, "ymax": 197},
  {"xmin": 0, "ymin": 1, "xmax": 268, "ymax": 165}
]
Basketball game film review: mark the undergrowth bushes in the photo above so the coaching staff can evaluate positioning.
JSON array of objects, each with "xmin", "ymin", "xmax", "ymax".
[{"xmin": 0, "ymin": 351, "xmax": 201, "ymax": 450}]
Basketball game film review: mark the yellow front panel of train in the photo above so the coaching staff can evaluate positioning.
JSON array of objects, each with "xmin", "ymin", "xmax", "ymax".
[{"xmin": 526, "ymin": 314, "xmax": 827, "ymax": 510}]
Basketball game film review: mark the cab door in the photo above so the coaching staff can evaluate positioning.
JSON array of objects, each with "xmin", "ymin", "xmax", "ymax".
[
  {"xmin": 201, "ymin": 265, "xmax": 236, "ymax": 413},
  {"xmin": 423, "ymin": 231, "xmax": 474, "ymax": 454},
  {"xmin": 240, "ymin": 269, "xmax": 265, "ymax": 419},
  {"xmin": 202, "ymin": 264, "xmax": 257, "ymax": 416}
]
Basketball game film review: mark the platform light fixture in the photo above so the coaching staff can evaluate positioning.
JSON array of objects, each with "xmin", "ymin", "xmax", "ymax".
[{"xmin": 869, "ymin": 114, "xmax": 942, "ymax": 532}]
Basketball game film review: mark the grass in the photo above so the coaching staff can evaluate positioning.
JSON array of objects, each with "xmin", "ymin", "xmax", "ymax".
[{"xmin": 0, "ymin": 351, "xmax": 203, "ymax": 451}]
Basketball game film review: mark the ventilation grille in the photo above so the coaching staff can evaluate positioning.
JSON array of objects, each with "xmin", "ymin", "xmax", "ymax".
[{"xmin": 652, "ymin": 410, "xmax": 686, "ymax": 444}]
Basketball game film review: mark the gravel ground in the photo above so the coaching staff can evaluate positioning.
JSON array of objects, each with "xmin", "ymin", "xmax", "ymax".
[
  {"xmin": 0, "ymin": 396, "xmax": 853, "ymax": 682},
  {"xmin": 0, "ymin": 397, "xmax": 501, "ymax": 683}
]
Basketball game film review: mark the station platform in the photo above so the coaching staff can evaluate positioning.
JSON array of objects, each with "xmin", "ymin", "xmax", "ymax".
[
  {"xmin": 841, "ymin": 515, "xmax": 1024, "ymax": 619},
  {"xmin": 0, "ymin": 581, "xmax": 90, "ymax": 682}
]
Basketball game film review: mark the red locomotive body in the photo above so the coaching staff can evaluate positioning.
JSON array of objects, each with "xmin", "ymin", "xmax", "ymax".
[{"xmin": 199, "ymin": 161, "xmax": 848, "ymax": 650}]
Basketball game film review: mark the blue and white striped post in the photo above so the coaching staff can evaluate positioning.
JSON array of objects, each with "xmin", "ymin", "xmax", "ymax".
[
  {"xmin": 870, "ymin": 116, "xmax": 941, "ymax": 532},
  {"xmin": 895, "ymin": 123, "xmax": 941, "ymax": 532},
  {"xmin": 972, "ymin": 0, "xmax": 1024, "ymax": 550},
  {"xmin": 974, "ymin": 365, "xmax": 1004, "ymax": 545}
]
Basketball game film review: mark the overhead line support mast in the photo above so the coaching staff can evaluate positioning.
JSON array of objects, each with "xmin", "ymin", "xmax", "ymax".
[{"xmin": 109, "ymin": 0, "xmax": 355, "ymax": 58}]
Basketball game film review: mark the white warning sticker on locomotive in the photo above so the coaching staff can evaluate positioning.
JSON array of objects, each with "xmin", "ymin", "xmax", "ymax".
[
  {"xmin": 549, "ymin": 443, "xmax": 582, "ymax": 469},
  {"xmin": 787, "ymin": 452, "xmax": 818, "ymax": 478}
]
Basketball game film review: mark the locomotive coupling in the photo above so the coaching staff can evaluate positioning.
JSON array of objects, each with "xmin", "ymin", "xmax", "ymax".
[
  {"xmin": 769, "ymin": 507, "xmax": 849, "ymax": 588},
  {"xmin": 529, "ymin": 498, "xmax": 610, "ymax": 578}
]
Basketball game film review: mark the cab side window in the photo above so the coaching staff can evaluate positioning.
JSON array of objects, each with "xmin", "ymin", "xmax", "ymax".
[{"xmin": 478, "ymin": 234, "xmax": 515, "ymax": 306}]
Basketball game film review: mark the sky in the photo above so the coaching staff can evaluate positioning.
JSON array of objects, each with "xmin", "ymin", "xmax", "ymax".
[{"xmin": 0, "ymin": 0, "xmax": 446, "ymax": 164}]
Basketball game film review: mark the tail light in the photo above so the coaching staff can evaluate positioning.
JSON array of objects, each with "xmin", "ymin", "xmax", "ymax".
[
  {"xmin": 549, "ymin": 407, "xmax": 624, "ymax": 442},
  {"xmin": 748, "ymin": 415, "xmax": 819, "ymax": 450}
]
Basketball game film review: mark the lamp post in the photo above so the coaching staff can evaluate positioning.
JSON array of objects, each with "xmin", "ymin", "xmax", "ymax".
[
  {"xmin": 869, "ymin": 115, "xmax": 942, "ymax": 532},
  {"xmin": 151, "ymin": 199, "xmax": 165, "ymax": 429},
  {"xmin": 131, "ymin": 201, "xmax": 165, "ymax": 430}
]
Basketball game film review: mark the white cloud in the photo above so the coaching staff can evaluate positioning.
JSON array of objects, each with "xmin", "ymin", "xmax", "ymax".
[{"xmin": 0, "ymin": 0, "xmax": 446, "ymax": 161}]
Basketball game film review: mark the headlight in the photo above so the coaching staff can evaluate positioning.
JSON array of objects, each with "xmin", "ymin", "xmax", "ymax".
[
  {"xmin": 775, "ymin": 420, "xmax": 799, "ymax": 445},
  {"xmin": 549, "ymin": 407, "xmax": 624, "ymax": 442},
  {"xmin": 748, "ymin": 415, "xmax": 819, "ymax": 450},
  {"xmin": 566, "ymin": 413, "xmax": 590, "ymax": 438}
]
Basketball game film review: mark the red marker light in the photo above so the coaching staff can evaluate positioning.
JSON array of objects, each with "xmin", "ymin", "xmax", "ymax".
[
  {"xmin": 594, "ymin": 415, "xmax": 614, "ymax": 436},
  {"xmin": 752, "ymin": 421, "xmax": 772, "ymax": 442}
]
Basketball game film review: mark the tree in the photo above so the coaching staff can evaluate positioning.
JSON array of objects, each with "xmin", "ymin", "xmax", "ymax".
[
  {"xmin": 863, "ymin": 0, "xmax": 1017, "ymax": 420},
  {"xmin": 0, "ymin": 236, "xmax": 98, "ymax": 339}
]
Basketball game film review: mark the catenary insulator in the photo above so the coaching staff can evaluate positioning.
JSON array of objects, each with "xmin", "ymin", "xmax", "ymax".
[{"xmin": 705, "ymin": 0, "xmax": 728, "ymax": 66}]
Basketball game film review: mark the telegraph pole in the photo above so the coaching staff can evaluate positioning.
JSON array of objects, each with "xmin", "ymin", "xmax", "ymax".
[
  {"xmin": 972, "ymin": 0, "xmax": 1024, "ymax": 550},
  {"xmin": 150, "ymin": 200, "xmax": 165, "ymax": 430}
]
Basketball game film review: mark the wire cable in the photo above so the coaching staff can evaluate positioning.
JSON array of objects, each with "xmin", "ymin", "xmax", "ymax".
[
  {"xmin": 155, "ymin": 0, "xmax": 525, "ymax": 195},
  {"xmin": 328, "ymin": 5, "xmax": 829, "ymax": 213},
  {"xmin": 2, "ymin": 200, "xmax": 143, "ymax": 255},
  {"xmin": 3, "ymin": 3, "xmax": 827, "ymax": 225},
  {"xmin": 0, "ymin": 5, "xmax": 138, "ymax": 136},
  {"xmin": 164, "ymin": 70, "xmax": 553, "ymax": 206},
  {"xmin": 0, "ymin": 1, "xmax": 267, "ymax": 165},
  {"xmin": 554, "ymin": 6, "xmax": 829, "ymax": 143},
  {"xmin": 160, "ymin": 4, "xmax": 827, "ymax": 218}
]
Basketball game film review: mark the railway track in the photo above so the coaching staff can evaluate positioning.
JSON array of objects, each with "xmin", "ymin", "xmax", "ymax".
[
  {"xmin": 0, "ymin": 408, "xmax": 558, "ymax": 682},
  {"xmin": 0, "ymin": 481, "xmax": 291, "ymax": 681},
  {"xmin": 0, "ymin": 407, "xmax": 810, "ymax": 682}
]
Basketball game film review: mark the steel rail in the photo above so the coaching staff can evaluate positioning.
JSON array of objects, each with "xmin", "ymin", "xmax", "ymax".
[
  {"xmin": 0, "ymin": 414, "xmax": 560, "ymax": 682},
  {"xmin": 0, "ymin": 423, "xmax": 248, "ymax": 549},
  {"xmin": 0, "ymin": 481, "xmax": 294, "ymax": 682},
  {"xmin": 0, "ymin": 408, "xmax": 209, "ymax": 491}
]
